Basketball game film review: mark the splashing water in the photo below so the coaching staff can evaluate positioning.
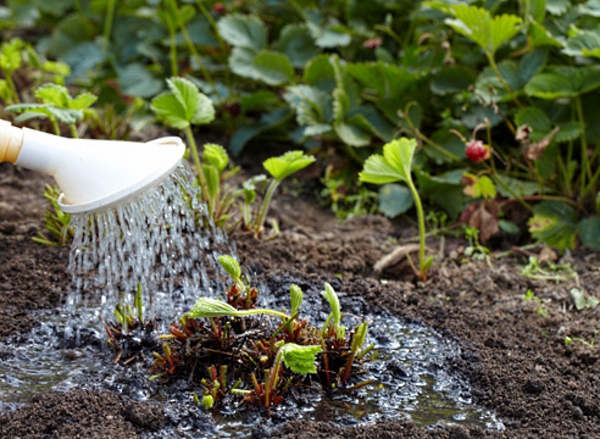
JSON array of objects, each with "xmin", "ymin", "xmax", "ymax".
[{"xmin": 66, "ymin": 161, "xmax": 234, "ymax": 327}]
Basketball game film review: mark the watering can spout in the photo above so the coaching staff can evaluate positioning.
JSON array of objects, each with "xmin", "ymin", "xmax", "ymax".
[{"xmin": 0, "ymin": 119, "xmax": 185, "ymax": 215}]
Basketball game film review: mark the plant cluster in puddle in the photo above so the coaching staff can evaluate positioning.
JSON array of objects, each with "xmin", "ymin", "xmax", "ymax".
[{"xmin": 146, "ymin": 255, "xmax": 374, "ymax": 410}]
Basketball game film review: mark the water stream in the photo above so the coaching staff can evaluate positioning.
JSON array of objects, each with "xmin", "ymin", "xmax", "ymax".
[{"xmin": 0, "ymin": 160, "xmax": 504, "ymax": 435}]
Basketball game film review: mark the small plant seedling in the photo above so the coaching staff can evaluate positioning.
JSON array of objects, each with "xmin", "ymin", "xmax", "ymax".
[
  {"xmin": 6, "ymin": 83, "xmax": 97, "ymax": 137},
  {"xmin": 149, "ymin": 255, "xmax": 374, "ymax": 410},
  {"xmin": 569, "ymin": 288, "xmax": 600, "ymax": 311},
  {"xmin": 359, "ymin": 137, "xmax": 433, "ymax": 280},
  {"xmin": 565, "ymin": 330, "xmax": 600, "ymax": 349},
  {"xmin": 31, "ymin": 184, "xmax": 74, "ymax": 247},
  {"xmin": 521, "ymin": 256, "xmax": 579, "ymax": 284},
  {"xmin": 250, "ymin": 150, "xmax": 316, "ymax": 237},
  {"xmin": 462, "ymin": 226, "xmax": 493, "ymax": 268},
  {"xmin": 523, "ymin": 289, "xmax": 548, "ymax": 318}
]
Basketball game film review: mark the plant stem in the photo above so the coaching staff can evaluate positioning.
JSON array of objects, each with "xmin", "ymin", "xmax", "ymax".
[
  {"xmin": 575, "ymin": 96, "xmax": 592, "ymax": 190},
  {"xmin": 169, "ymin": 0, "xmax": 219, "ymax": 98},
  {"xmin": 485, "ymin": 52, "xmax": 523, "ymax": 108},
  {"xmin": 103, "ymin": 0, "xmax": 116, "ymax": 52},
  {"xmin": 254, "ymin": 178, "xmax": 280, "ymax": 237},
  {"xmin": 184, "ymin": 126, "xmax": 211, "ymax": 204},
  {"xmin": 405, "ymin": 175, "xmax": 427, "ymax": 279}
]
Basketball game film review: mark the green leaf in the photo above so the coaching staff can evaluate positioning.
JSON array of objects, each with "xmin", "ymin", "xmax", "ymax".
[
  {"xmin": 528, "ymin": 20, "xmax": 562, "ymax": 48},
  {"xmin": 278, "ymin": 343, "xmax": 322, "ymax": 375},
  {"xmin": 263, "ymin": 150, "xmax": 316, "ymax": 181},
  {"xmin": 71, "ymin": 92, "xmax": 98, "ymax": 110},
  {"xmin": 204, "ymin": 143, "xmax": 228, "ymax": 173},
  {"xmin": 217, "ymin": 14, "xmax": 267, "ymax": 50},
  {"xmin": 34, "ymin": 83, "xmax": 69, "ymax": 107},
  {"xmin": 579, "ymin": 215, "xmax": 600, "ymax": 250},
  {"xmin": 0, "ymin": 38, "xmax": 24, "ymax": 74},
  {"xmin": 515, "ymin": 106, "xmax": 552, "ymax": 133},
  {"xmin": 360, "ymin": 138, "xmax": 417, "ymax": 185},
  {"xmin": 117, "ymin": 63, "xmax": 163, "ymax": 99},
  {"xmin": 151, "ymin": 93, "xmax": 189, "ymax": 130},
  {"xmin": 445, "ymin": 5, "xmax": 522, "ymax": 55},
  {"xmin": 275, "ymin": 24, "xmax": 320, "ymax": 68},
  {"xmin": 203, "ymin": 164, "xmax": 220, "ymax": 201},
  {"xmin": 151, "ymin": 77, "xmax": 215, "ymax": 130},
  {"xmin": 218, "ymin": 255, "xmax": 241, "ymax": 281},
  {"xmin": 528, "ymin": 201, "xmax": 578, "ymax": 251},
  {"xmin": 321, "ymin": 283, "xmax": 341, "ymax": 329},
  {"xmin": 495, "ymin": 175, "xmax": 545, "ymax": 197},
  {"xmin": 252, "ymin": 50, "xmax": 295, "ymax": 86},
  {"xmin": 228, "ymin": 108, "xmax": 291, "ymax": 156},
  {"xmin": 306, "ymin": 17, "xmax": 351, "ymax": 48},
  {"xmin": 570, "ymin": 287, "xmax": 600, "ymax": 311},
  {"xmin": 303, "ymin": 54, "xmax": 335, "ymax": 90},
  {"xmin": 471, "ymin": 175, "xmax": 497, "ymax": 199},
  {"xmin": 333, "ymin": 121, "xmax": 370, "ymax": 147},
  {"xmin": 283, "ymin": 85, "xmax": 332, "ymax": 127},
  {"xmin": 347, "ymin": 62, "xmax": 419, "ymax": 101},
  {"xmin": 378, "ymin": 183, "xmax": 414, "ymax": 218},
  {"xmin": 189, "ymin": 297, "xmax": 240, "ymax": 318},
  {"xmin": 554, "ymin": 121, "xmax": 582, "ymax": 143},
  {"xmin": 546, "ymin": 0, "xmax": 569, "ymax": 15},
  {"xmin": 289, "ymin": 284, "xmax": 304, "ymax": 316},
  {"xmin": 563, "ymin": 29, "xmax": 600, "ymax": 58},
  {"xmin": 525, "ymin": 66, "xmax": 600, "ymax": 99}
]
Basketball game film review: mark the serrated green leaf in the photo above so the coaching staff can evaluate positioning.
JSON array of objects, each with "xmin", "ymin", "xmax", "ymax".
[
  {"xmin": 472, "ymin": 175, "xmax": 497, "ymax": 199},
  {"xmin": 189, "ymin": 297, "xmax": 239, "ymax": 318},
  {"xmin": 360, "ymin": 138, "xmax": 416, "ymax": 184},
  {"xmin": 528, "ymin": 20, "xmax": 563, "ymax": 48},
  {"xmin": 528, "ymin": 201, "xmax": 577, "ymax": 251},
  {"xmin": 151, "ymin": 93, "xmax": 189, "ymax": 130},
  {"xmin": 445, "ymin": 5, "xmax": 522, "ymax": 55},
  {"xmin": 217, "ymin": 14, "xmax": 267, "ymax": 50},
  {"xmin": 284, "ymin": 84, "xmax": 332, "ymax": 126},
  {"xmin": 306, "ymin": 20, "xmax": 351, "ymax": 48},
  {"xmin": 117, "ymin": 63, "xmax": 163, "ymax": 99},
  {"xmin": 546, "ymin": 0, "xmax": 569, "ymax": 15},
  {"xmin": 34, "ymin": 83, "xmax": 69, "ymax": 107},
  {"xmin": 278, "ymin": 343, "xmax": 322, "ymax": 375},
  {"xmin": 495, "ymin": 175, "xmax": 545, "ymax": 197},
  {"xmin": 563, "ymin": 29, "xmax": 600, "ymax": 58},
  {"xmin": 204, "ymin": 144, "xmax": 228, "ymax": 173},
  {"xmin": 252, "ymin": 50, "xmax": 295, "ymax": 86},
  {"xmin": 333, "ymin": 121, "xmax": 370, "ymax": 147},
  {"xmin": 352, "ymin": 106, "xmax": 395, "ymax": 142},
  {"xmin": 168, "ymin": 77, "xmax": 200, "ymax": 123},
  {"xmin": 263, "ymin": 150, "xmax": 315, "ymax": 181},
  {"xmin": 525, "ymin": 66, "xmax": 600, "ymax": 99},
  {"xmin": 347, "ymin": 62, "xmax": 418, "ymax": 101},
  {"xmin": 303, "ymin": 54, "xmax": 335, "ymax": 89},
  {"xmin": 515, "ymin": 106, "xmax": 552, "ymax": 134},
  {"xmin": 71, "ymin": 92, "xmax": 97, "ymax": 110},
  {"xmin": 579, "ymin": 215, "xmax": 600, "ymax": 250},
  {"xmin": 332, "ymin": 87, "xmax": 349, "ymax": 123},
  {"xmin": 554, "ymin": 121, "xmax": 582, "ymax": 143},
  {"xmin": 275, "ymin": 24, "xmax": 320, "ymax": 68},
  {"xmin": 229, "ymin": 46, "xmax": 261, "ymax": 80},
  {"xmin": 378, "ymin": 183, "xmax": 414, "ymax": 218},
  {"xmin": 0, "ymin": 38, "xmax": 24, "ymax": 74}
]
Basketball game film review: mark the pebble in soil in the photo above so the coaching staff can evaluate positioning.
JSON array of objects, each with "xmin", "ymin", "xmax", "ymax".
[{"xmin": 0, "ymin": 276, "xmax": 504, "ymax": 438}]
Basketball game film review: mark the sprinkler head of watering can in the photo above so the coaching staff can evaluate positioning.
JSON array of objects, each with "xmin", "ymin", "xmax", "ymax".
[{"xmin": 0, "ymin": 119, "xmax": 185, "ymax": 215}]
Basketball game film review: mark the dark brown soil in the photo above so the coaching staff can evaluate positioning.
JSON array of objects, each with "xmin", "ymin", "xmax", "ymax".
[{"xmin": 2, "ymin": 160, "xmax": 600, "ymax": 438}]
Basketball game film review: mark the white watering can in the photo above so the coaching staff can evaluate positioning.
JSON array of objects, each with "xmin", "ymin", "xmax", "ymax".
[{"xmin": 0, "ymin": 120, "xmax": 185, "ymax": 215}]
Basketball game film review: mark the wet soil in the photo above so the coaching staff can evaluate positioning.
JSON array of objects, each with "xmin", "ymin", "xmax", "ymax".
[{"xmin": 2, "ymin": 161, "xmax": 600, "ymax": 438}]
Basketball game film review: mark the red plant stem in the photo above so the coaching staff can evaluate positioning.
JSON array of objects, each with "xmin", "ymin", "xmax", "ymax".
[{"xmin": 341, "ymin": 354, "xmax": 355, "ymax": 383}]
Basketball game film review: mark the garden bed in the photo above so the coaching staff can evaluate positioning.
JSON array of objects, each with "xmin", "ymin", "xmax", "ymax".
[{"xmin": 1, "ymin": 161, "xmax": 600, "ymax": 438}]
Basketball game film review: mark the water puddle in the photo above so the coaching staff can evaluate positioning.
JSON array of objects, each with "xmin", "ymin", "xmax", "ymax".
[
  {"xmin": 0, "ymin": 297, "xmax": 503, "ymax": 437},
  {"xmin": 0, "ymin": 160, "xmax": 503, "ymax": 435}
]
